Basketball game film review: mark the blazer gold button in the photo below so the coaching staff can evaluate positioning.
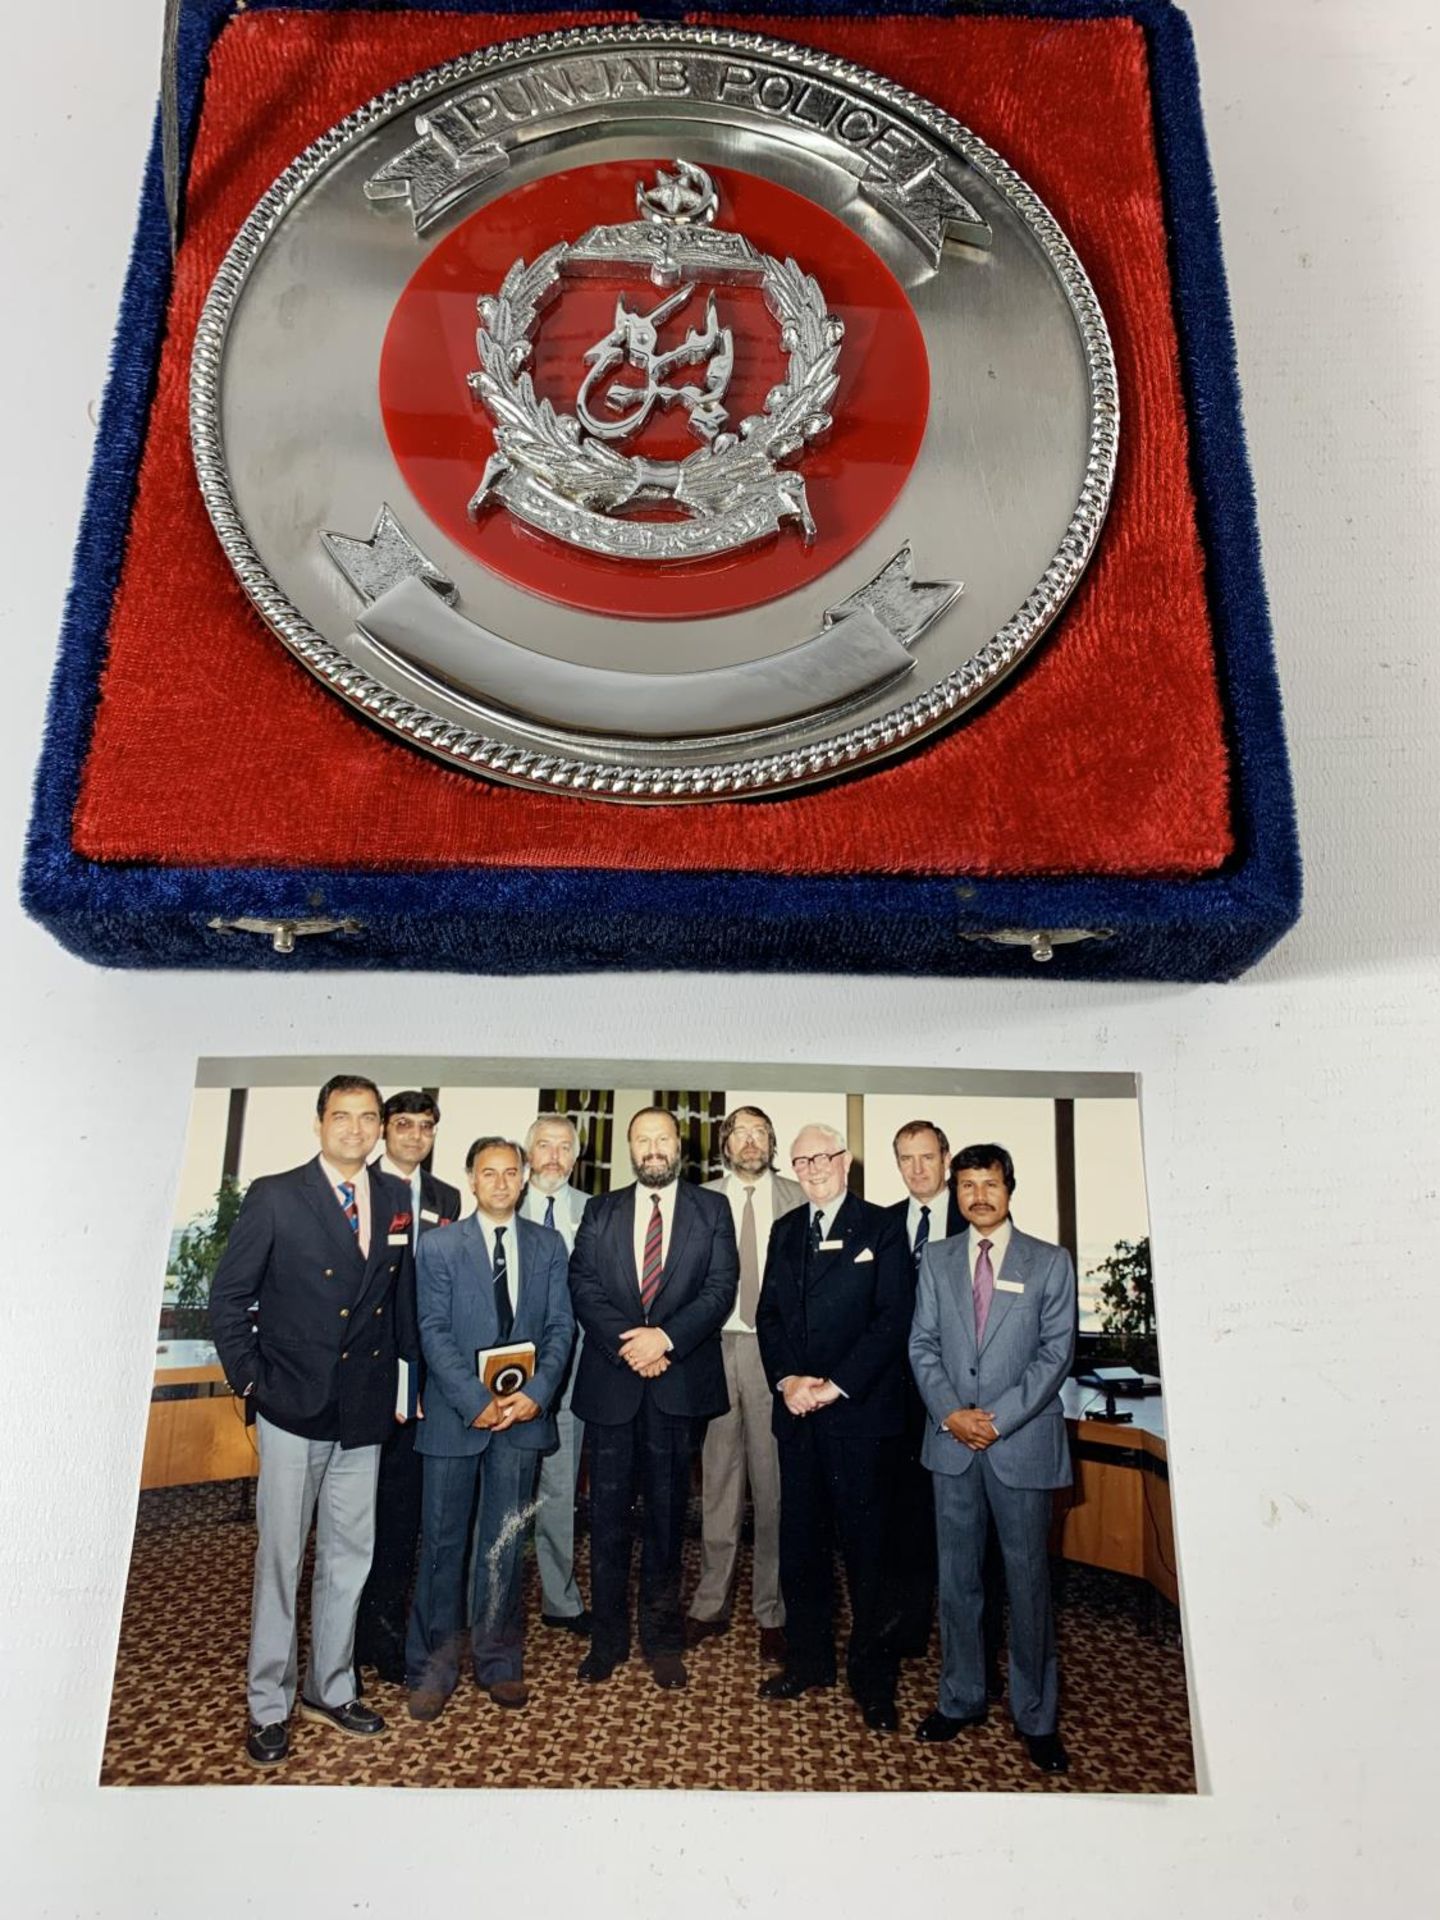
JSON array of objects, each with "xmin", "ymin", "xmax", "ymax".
[
  {"xmin": 374, "ymin": 1306, "xmax": 383, "ymax": 1315},
  {"xmin": 324, "ymin": 1268, "xmax": 334, "ymax": 1278},
  {"xmin": 341, "ymin": 1350, "xmax": 349, "ymax": 1360},
  {"xmin": 340, "ymin": 1307, "xmax": 350, "ymax": 1318}
]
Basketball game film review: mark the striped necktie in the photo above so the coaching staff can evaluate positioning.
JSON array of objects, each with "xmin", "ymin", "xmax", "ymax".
[
  {"xmin": 338, "ymin": 1180, "xmax": 359, "ymax": 1236},
  {"xmin": 640, "ymin": 1193, "xmax": 664, "ymax": 1312}
]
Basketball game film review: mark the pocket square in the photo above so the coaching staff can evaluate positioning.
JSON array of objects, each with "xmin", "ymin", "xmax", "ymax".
[
  {"xmin": 994, "ymin": 1278, "xmax": 1025, "ymax": 1293},
  {"xmin": 854, "ymin": 1247, "xmax": 875, "ymax": 1263}
]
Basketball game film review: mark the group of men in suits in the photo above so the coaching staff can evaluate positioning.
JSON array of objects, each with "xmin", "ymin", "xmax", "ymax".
[{"xmin": 210, "ymin": 1082, "xmax": 1077, "ymax": 1775}]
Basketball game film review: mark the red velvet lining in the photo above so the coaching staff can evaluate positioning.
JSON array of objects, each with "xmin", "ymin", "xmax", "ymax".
[{"xmin": 73, "ymin": 8, "xmax": 1233, "ymax": 877}]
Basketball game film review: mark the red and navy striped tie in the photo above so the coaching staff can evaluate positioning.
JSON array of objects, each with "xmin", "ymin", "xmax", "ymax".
[
  {"xmin": 640, "ymin": 1193, "xmax": 664, "ymax": 1312},
  {"xmin": 338, "ymin": 1180, "xmax": 359, "ymax": 1236}
]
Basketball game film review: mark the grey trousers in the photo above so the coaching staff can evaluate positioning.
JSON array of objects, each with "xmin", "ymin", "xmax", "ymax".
[
  {"xmin": 534, "ymin": 1366, "xmax": 586, "ymax": 1619},
  {"xmin": 934, "ymin": 1455, "xmax": 1059, "ymax": 1735},
  {"xmin": 688, "ymin": 1329, "xmax": 784, "ymax": 1629},
  {"xmin": 247, "ymin": 1414, "xmax": 381, "ymax": 1727}
]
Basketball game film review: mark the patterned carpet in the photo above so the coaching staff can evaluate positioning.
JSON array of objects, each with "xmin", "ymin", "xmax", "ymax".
[{"xmin": 102, "ymin": 1484, "xmax": 1194, "ymax": 1793}]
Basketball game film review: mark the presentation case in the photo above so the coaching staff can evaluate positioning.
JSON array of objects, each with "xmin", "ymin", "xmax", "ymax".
[{"xmin": 23, "ymin": 0, "xmax": 1300, "ymax": 980}]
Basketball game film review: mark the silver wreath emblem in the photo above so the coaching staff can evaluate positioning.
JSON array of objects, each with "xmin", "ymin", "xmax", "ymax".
[{"xmin": 466, "ymin": 161, "xmax": 844, "ymax": 562}]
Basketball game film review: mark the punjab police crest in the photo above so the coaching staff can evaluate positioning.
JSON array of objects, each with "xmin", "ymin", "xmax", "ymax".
[{"xmin": 192, "ymin": 26, "xmax": 1118, "ymax": 801}]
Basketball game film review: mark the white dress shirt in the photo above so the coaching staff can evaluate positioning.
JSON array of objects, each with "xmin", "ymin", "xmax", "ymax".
[
  {"xmin": 519, "ymin": 1182, "xmax": 583, "ymax": 1254},
  {"xmin": 906, "ymin": 1191, "xmax": 948, "ymax": 1253},
  {"xmin": 477, "ymin": 1209, "xmax": 522, "ymax": 1315},
  {"xmin": 631, "ymin": 1177, "xmax": 680, "ymax": 1283}
]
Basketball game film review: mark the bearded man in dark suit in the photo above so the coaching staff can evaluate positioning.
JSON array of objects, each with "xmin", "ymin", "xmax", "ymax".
[
  {"xmin": 567, "ymin": 1107, "xmax": 738, "ymax": 1691},
  {"xmin": 209, "ymin": 1074, "xmax": 417, "ymax": 1769}
]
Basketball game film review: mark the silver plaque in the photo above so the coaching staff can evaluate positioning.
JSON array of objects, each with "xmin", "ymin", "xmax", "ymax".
[{"xmin": 192, "ymin": 24, "xmax": 1117, "ymax": 802}]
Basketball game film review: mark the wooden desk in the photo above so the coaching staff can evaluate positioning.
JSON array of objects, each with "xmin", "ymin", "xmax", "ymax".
[
  {"xmin": 143, "ymin": 1347, "xmax": 257, "ymax": 1490},
  {"xmin": 1051, "ymin": 1382, "xmax": 1178, "ymax": 1604}
]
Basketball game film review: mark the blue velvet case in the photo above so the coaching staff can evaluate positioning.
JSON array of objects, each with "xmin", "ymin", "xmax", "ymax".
[{"xmin": 23, "ymin": 0, "xmax": 1300, "ymax": 980}]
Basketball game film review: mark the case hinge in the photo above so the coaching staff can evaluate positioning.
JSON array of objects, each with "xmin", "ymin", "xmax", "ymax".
[{"xmin": 207, "ymin": 916, "xmax": 365, "ymax": 955}]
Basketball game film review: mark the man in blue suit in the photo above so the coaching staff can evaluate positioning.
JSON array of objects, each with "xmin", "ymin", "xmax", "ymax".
[
  {"xmin": 405, "ymin": 1137, "xmax": 574, "ymax": 1718},
  {"xmin": 908, "ymin": 1143, "xmax": 1076, "ymax": 1773}
]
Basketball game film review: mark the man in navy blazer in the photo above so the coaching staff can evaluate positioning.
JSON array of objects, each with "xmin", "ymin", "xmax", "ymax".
[
  {"xmin": 355, "ymin": 1089, "xmax": 463, "ymax": 1683},
  {"xmin": 405, "ymin": 1137, "xmax": 573, "ymax": 1717},
  {"xmin": 209, "ymin": 1074, "xmax": 418, "ymax": 1768},
  {"xmin": 568, "ymin": 1107, "xmax": 738, "ymax": 1689},
  {"xmin": 755, "ymin": 1122, "xmax": 915, "ymax": 1732},
  {"xmin": 908, "ymin": 1143, "xmax": 1077, "ymax": 1772}
]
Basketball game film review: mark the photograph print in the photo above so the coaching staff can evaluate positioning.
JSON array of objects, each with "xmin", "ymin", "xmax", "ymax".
[{"xmin": 106, "ymin": 1055, "xmax": 1190, "ymax": 1793}]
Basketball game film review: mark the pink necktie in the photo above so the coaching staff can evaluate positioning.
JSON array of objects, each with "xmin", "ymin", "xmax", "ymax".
[{"xmin": 973, "ymin": 1237, "xmax": 994, "ymax": 1342}]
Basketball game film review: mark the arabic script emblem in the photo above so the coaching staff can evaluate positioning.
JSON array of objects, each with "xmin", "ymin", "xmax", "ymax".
[{"xmin": 467, "ymin": 161, "xmax": 844, "ymax": 561}]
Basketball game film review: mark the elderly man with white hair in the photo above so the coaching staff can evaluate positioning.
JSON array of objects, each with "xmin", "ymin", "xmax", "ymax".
[{"xmin": 754, "ymin": 1121, "xmax": 914, "ymax": 1733}]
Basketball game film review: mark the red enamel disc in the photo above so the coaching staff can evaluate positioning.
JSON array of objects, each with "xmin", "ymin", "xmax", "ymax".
[{"xmin": 379, "ymin": 161, "xmax": 929, "ymax": 621}]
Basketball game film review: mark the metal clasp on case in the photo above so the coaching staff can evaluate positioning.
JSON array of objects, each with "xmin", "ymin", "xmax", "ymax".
[
  {"xmin": 959, "ymin": 928, "xmax": 1113, "ymax": 964},
  {"xmin": 207, "ymin": 916, "xmax": 365, "ymax": 954}
]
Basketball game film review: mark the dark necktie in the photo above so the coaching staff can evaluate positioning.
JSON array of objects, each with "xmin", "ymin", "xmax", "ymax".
[
  {"xmin": 806, "ymin": 1208, "xmax": 824, "ymax": 1268},
  {"xmin": 493, "ymin": 1225, "xmax": 514, "ymax": 1342},
  {"xmin": 543, "ymin": 1193, "xmax": 555, "ymax": 1231},
  {"xmin": 640, "ymin": 1194, "xmax": 664, "ymax": 1312},
  {"xmin": 738, "ymin": 1185, "xmax": 760, "ymax": 1328},
  {"xmin": 914, "ymin": 1203, "xmax": 931, "ymax": 1266},
  {"xmin": 973, "ymin": 1236, "xmax": 995, "ymax": 1343},
  {"xmin": 338, "ymin": 1180, "xmax": 359, "ymax": 1235}
]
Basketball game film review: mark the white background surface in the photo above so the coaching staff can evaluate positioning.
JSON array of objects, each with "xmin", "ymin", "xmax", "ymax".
[{"xmin": 1, "ymin": 2, "xmax": 1435, "ymax": 1914}]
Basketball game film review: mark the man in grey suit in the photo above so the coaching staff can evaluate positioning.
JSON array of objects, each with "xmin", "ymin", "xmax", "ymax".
[
  {"xmin": 908, "ymin": 1142, "xmax": 1076, "ymax": 1773},
  {"xmin": 686, "ymin": 1105, "xmax": 804, "ymax": 1663},
  {"xmin": 517, "ymin": 1112, "xmax": 591, "ymax": 1634},
  {"xmin": 405, "ymin": 1137, "xmax": 574, "ymax": 1717}
]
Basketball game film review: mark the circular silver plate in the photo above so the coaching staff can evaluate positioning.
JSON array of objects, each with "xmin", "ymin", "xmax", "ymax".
[{"xmin": 192, "ymin": 24, "xmax": 1117, "ymax": 803}]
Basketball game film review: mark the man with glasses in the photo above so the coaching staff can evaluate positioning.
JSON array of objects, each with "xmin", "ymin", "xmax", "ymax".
[
  {"xmin": 354, "ymin": 1091, "xmax": 462, "ymax": 1683},
  {"xmin": 755, "ymin": 1123, "xmax": 913, "ymax": 1732},
  {"xmin": 686, "ymin": 1106, "xmax": 805, "ymax": 1664},
  {"xmin": 517, "ymin": 1113, "xmax": 591, "ymax": 1634}
]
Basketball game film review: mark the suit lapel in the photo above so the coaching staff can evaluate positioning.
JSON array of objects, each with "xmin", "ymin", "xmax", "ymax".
[
  {"xmin": 978, "ymin": 1226, "xmax": 1026, "ymax": 1354},
  {"xmin": 651, "ymin": 1181, "xmax": 696, "ymax": 1308},
  {"xmin": 303, "ymin": 1159, "xmax": 366, "ymax": 1275},
  {"xmin": 611, "ymin": 1188, "xmax": 645, "ymax": 1316}
]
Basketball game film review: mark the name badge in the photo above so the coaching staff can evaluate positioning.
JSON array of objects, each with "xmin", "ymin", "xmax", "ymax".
[
  {"xmin": 994, "ymin": 1278, "xmax": 1025, "ymax": 1294},
  {"xmin": 387, "ymin": 1231, "xmax": 409, "ymax": 1247},
  {"xmin": 420, "ymin": 1208, "xmax": 439, "ymax": 1223},
  {"xmin": 818, "ymin": 1238, "xmax": 844, "ymax": 1252}
]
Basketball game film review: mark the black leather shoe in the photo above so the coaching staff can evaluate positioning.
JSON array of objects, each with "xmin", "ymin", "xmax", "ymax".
[
  {"xmin": 758, "ymin": 1669, "xmax": 835, "ymax": 1701},
  {"xmin": 914, "ymin": 1708, "xmax": 988, "ymax": 1742},
  {"xmin": 862, "ymin": 1700, "xmax": 899, "ymax": 1732},
  {"xmin": 684, "ymin": 1615, "xmax": 730, "ymax": 1650},
  {"xmin": 298, "ymin": 1697, "xmax": 385, "ymax": 1737},
  {"xmin": 649, "ymin": 1651, "xmax": 689, "ymax": 1690},
  {"xmin": 1023, "ymin": 1731, "xmax": 1070, "ymax": 1773},
  {"xmin": 577, "ymin": 1651, "xmax": 619, "ymax": 1683},
  {"xmin": 542, "ymin": 1610, "xmax": 593, "ymax": 1635},
  {"xmin": 245, "ymin": 1720, "xmax": 289, "ymax": 1767}
]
